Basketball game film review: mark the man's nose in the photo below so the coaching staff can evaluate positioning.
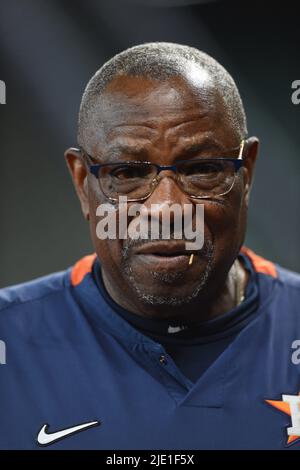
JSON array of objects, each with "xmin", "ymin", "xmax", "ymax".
[{"xmin": 142, "ymin": 170, "xmax": 192, "ymax": 224}]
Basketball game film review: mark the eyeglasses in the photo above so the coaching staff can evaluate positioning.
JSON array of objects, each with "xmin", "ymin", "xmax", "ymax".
[{"xmin": 81, "ymin": 139, "xmax": 246, "ymax": 202}]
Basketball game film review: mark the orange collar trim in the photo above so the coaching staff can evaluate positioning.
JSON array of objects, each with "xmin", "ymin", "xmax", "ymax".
[
  {"xmin": 70, "ymin": 253, "xmax": 97, "ymax": 287},
  {"xmin": 240, "ymin": 246, "xmax": 277, "ymax": 278}
]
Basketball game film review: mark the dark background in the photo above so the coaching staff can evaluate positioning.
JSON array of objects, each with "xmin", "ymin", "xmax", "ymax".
[{"xmin": 0, "ymin": 0, "xmax": 299, "ymax": 287}]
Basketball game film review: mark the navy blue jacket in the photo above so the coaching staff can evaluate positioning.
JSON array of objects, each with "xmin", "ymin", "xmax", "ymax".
[{"xmin": 1, "ymin": 247, "xmax": 300, "ymax": 450}]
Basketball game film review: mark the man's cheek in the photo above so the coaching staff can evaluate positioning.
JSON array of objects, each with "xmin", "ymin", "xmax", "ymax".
[
  {"xmin": 94, "ymin": 238, "xmax": 121, "ymax": 269},
  {"xmin": 204, "ymin": 203, "xmax": 233, "ymax": 236}
]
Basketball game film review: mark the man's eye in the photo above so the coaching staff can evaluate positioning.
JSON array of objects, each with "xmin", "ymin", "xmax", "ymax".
[
  {"xmin": 110, "ymin": 165, "xmax": 150, "ymax": 180},
  {"xmin": 184, "ymin": 162, "xmax": 223, "ymax": 176}
]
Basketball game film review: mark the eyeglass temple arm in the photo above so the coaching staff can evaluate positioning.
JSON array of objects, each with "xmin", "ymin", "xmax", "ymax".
[{"xmin": 238, "ymin": 139, "xmax": 246, "ymax": 159}]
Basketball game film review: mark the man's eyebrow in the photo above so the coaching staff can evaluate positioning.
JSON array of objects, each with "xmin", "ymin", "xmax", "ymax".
[
  {"xmin": 180, "ymin": 140, "xmax": 224, "ymax": 156},
  {"xmin": 103, "ymin": 142, "xmax": 149, "ymax": 160}
]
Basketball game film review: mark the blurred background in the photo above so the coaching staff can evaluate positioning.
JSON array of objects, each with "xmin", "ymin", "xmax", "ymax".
[{"xmin": 0, "ymin": 0, "xmax": 299, "ymax": 287}]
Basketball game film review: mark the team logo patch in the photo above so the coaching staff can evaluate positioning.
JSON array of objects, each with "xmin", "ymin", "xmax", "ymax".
[{"xmin": 266, "ymin": 392, "xmax": 300, "ymax": 445}]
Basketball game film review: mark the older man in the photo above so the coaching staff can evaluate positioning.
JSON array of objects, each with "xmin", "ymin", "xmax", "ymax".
[{"xmin": 1, "ymin": 43, "xmax": 300, "ymax": 450}]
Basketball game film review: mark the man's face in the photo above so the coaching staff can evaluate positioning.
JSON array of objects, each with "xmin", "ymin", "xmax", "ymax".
[{"xmin": 66, "ymin": 73, "xmax": 258, "ymax": 318}]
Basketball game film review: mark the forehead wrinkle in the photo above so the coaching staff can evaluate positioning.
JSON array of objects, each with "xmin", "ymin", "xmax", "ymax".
[
  {"xmin": 105, "ymin": 110, "xmax": 210, "ymax": 131},
  {"xmin": 164, "ymin": 112, "xmax": 210, "ymax": 132},
  {"xmin": 106, "ymin": 124, "xmax": 158, "ymax": 140}
]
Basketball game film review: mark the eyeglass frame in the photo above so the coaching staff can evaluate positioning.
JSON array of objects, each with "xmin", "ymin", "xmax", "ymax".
[{"xmin": 79, "ymin": 139, "xmax": 247, "ymax": 202}]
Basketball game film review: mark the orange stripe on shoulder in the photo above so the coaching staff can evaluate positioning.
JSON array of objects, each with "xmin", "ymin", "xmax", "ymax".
[
  {"xmin": 71, "ymin": 253, "xmax": 97, "ymax": 287},
  {"xmin": 241, "ymin": 246, "xmax": 277, "ymax": 278}
]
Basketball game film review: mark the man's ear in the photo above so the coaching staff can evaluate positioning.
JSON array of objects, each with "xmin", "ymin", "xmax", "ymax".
[
  {"xmin": 64, "ymin": 148, "xmax": 90, "ymax": 220},
  {"xmin": 243, "ymin": 136, "xmax": 259, "ymax": 207}
]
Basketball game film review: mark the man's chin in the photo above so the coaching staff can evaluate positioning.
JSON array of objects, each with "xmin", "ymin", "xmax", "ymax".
[{"xmin": 123, "ymin": 262, "xmax": 213, "ymax": 309}]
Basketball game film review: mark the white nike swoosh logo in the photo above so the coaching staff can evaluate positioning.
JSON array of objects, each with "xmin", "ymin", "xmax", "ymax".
[{"xmin": 37, "ymin": 420, "xmax": 100, "ymax": 446}]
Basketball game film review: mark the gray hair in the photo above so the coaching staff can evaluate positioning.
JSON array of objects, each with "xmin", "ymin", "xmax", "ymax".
[{"xmin": 78, "ymin": 42, "xmax": 247, "ymax": 146}]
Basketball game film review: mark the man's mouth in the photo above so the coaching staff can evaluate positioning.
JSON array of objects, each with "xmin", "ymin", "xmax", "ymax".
[{"xmin": 132, "ymin": 242, "xmax": 198, "ymax": 271}]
